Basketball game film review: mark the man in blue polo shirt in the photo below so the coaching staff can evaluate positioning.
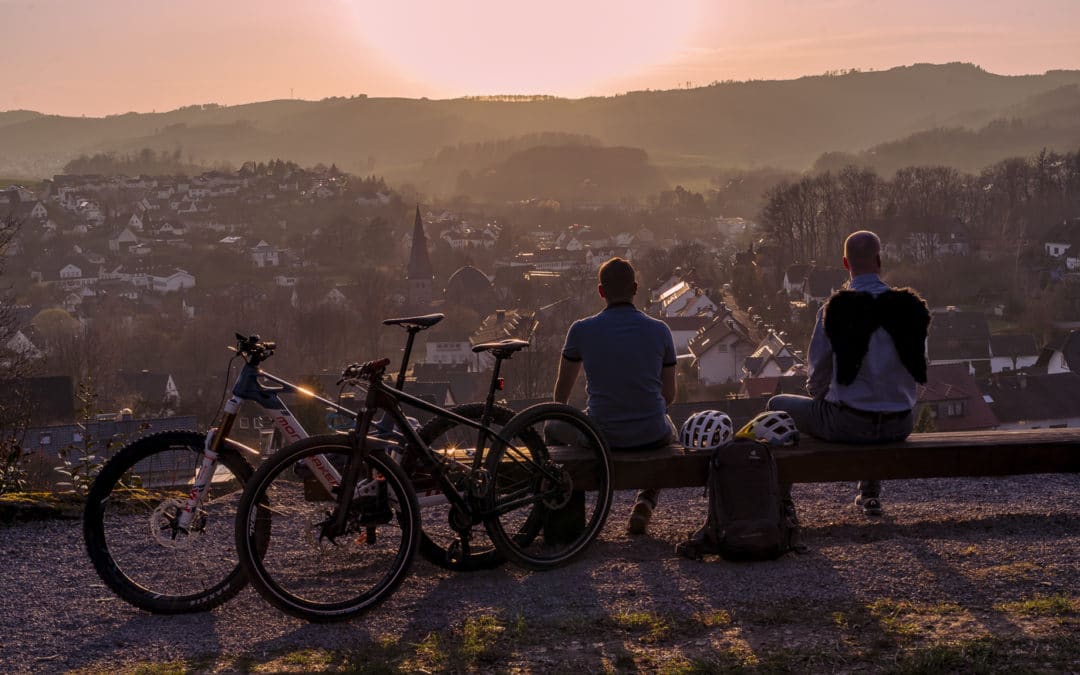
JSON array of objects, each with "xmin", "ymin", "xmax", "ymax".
[{"xmin": 553, "ymin": 257, "xmax": 678, "ymax": 534}]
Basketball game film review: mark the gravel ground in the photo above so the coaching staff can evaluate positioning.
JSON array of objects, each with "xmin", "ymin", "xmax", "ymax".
[{"xmin": 0, "ymin": 474, "xmax": 1077, "ymax": 673}]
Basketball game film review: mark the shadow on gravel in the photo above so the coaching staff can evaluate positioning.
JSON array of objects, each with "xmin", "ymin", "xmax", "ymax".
[{"xmin": 804, "ymin": 512, "xmax": 1078, "ymax": 543}]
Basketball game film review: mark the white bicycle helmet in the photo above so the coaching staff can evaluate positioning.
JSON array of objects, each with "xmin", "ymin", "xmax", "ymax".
[
  {"xmin": 680, "ymin": 410, "xmax": 734, "ymax": 450},
  {"xmin": 735, "ymin": 410, "xmax": 800, "ymax": 446}
]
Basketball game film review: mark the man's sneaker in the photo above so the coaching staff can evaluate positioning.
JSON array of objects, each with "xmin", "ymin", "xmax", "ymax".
[
  {"xmin": 855, "ymin": 495, "xmax": 883, "ymax": 517},
  {"xmin": 626, "ymin": 501, "xmax": 653, "ymax": 535}
]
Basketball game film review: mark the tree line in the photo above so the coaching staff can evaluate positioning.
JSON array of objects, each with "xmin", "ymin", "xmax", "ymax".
[
  {"xmin": 63, "ymin": 148, "xmax": 211, "ymax": 176},
  {"xmin": 760, "ymin": 148, "xmax": 1080, "ymax": 266}
]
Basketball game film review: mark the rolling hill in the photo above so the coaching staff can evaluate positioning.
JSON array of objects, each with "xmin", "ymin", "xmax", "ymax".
[{"xmin": 3, "ymin": 63, "xmax": 1080, "ymax": 187}]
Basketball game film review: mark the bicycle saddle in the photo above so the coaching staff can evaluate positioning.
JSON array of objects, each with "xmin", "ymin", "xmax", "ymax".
[
  {"xmin": 471, "ymin": 338, "xmax": 530, "ymax": 354},
  {"xmin": 382, "ymin": 313, "xmax": 445, "ymax": 329}
]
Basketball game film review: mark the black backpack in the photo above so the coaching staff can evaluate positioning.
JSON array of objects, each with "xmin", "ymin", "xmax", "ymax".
[{"xmin": 676, "ymin": 438, "xmax": 799, "ymax": 561}]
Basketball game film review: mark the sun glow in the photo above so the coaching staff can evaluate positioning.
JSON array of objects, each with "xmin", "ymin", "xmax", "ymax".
[{"xmin": 344, "ymin": 0, "xmax": 705, "ymax": 96}]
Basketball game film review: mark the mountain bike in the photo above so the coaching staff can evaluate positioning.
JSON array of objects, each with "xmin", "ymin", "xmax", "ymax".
[
  {"xmin": 235, "ymin": 339, "xmax": 614, "ymax": 622},
  {"xmin": 83, "ymin": 315, "xmax": 513, "ymax": 614}
]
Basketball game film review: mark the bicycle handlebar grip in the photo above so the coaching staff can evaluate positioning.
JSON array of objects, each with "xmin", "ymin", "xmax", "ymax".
[{"xmin": 361, "ymin": 358, "xmax": 391, "ymax": 375}]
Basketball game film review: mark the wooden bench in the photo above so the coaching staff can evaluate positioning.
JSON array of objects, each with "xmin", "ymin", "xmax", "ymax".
[{"xmin": 550, "ymin": 428, "xmax": 1080, "ymax": 491}]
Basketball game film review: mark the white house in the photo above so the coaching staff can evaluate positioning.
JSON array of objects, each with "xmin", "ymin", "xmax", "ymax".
[
  {"xmin": 1045, "ymin": 237, "xmax": 1072, "ymax": 258},
  {"xmin": 688, "ymin": 314, "xmax": 755, "ymax": 386},
  {"xmin": 250, "ymin": 240, "xmax": 280, "ymax": 267},
  {"xmin": 743, "ymin": 331, "xmax": 805, "ymax": 379},
  {"xmin": 3, "ymin": 330, "xmax": 42, "ymax": 362},
  {"xmin": 151, "ymin": 270, "xmax": 196, "ymax": 293},
  {"xmin": 128, "ymin": 213, "xmax": 144, "ymax": 232},
  {"xmin": 661, "ymin": 315, "xmax": 713, "ymax": 354},
  {"xmin": 424, "ymin": 337, "xmax": 474, "ymax": 367},
  {"xmin": 584, "ymin": 247, "xmax": 633, "ymax": 270},
  {"xmin": 1043, "ymin": 219, "xmax": 1080, "ymax": 259},
  {"xmin": 27, "ymin": 201, "xmax": 48, "ymax": 220},
  {"xmin": 650, "ymin": 273, "xmax": 687, "ymax": 303},
  {"xmin": 657, "ymin": 281, "xmax": 718, "ymax": 318},
  {"xmin": 1040, "ymin": 330, "xmax": 1080, "ymax": 375},
  {"xmin": 33, "ymin": 261, "xmax": 100, "ymax": 290},
  {"xmin": 782, "ymin": 264, "xmax": 810, "ymax": 297},
  {"xmin": 108, "ymin": 227, "xmax": 139, "ymax": 252},
  {"xmin": 989, "ymin": 334, "xmax": 1039, "ymax": 374}
]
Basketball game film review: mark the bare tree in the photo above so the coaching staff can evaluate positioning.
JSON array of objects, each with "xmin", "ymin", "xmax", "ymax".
[{"xmin": 0, "ymin": 217, "xmax": 37, "ymax": 492}]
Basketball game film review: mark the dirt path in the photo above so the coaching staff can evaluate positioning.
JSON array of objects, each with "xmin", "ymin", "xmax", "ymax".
[{"xmin": 1, "ymin": 475, "xmax": 1077, "ymax": 673}]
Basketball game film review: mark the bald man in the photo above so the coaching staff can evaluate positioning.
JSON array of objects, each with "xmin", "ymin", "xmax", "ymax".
[{"xmin": 768, "ymin": 231, "xmax": 930, "ymax": 516}]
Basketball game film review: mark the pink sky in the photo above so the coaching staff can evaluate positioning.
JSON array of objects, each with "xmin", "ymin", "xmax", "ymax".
[{"xmin": 1, "ymin": 0, "xmax": 1077, "ymax": 116}]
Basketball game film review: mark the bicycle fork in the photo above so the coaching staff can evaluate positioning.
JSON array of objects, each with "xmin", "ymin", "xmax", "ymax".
[{"xmin": 173, "ymin": 399, "xmax": 240, "ymax": 532}]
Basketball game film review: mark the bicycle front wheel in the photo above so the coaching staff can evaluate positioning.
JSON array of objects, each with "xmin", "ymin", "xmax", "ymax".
[
  {"xmin": 483, "ymin": 403, "xmax": 613, "ymax": 571},
  {"xmin": 83, "ymin": 430, "xmax": 259, "ymax": 614},
  {"xmin": 235, "ymin": 436, "xmax": 419, "ymax": 622}
]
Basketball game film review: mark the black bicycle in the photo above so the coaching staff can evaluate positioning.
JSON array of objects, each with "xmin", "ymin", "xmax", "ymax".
[
  {"xmin": 235, "ymin": 337, "xmax": 614, "ymax": 622},
  {"xmin": 83, "ymin": 316, "xmax": 516, "ymax": 614}
]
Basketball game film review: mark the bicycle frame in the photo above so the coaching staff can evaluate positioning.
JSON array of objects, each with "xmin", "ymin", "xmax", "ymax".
[
  {"xmin": 324, "ymin": 368, "xmax": 561, "ymax": 540},
  {"xmin": 179, "ymin": 327, "xmax": 457, "ymax": 533},
  {"xmin": 177, "ymin": 360, "xmax": 360, "ymax": 530}
]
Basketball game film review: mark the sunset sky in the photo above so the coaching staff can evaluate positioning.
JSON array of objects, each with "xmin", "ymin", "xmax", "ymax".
[{"xmin": 2, "ymin": 0, "xmax": 1078, "ymax": 117}]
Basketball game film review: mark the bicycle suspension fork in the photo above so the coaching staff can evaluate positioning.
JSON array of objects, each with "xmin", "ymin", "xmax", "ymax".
[
  {"xmin": 322, "ymin": 391, "xmax": 380, "ymax": 541},
  {"xmin": 174, "ymin": 396, "xmax": 241, "ymax": 530}
]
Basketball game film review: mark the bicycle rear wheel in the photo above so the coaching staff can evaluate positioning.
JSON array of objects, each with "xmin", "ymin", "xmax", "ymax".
[
  {"xmin": 412, "ymin": 403, "xmax": 517, "ymax": 572},
  {"xmin": 83, "ymin": 430, "xmax": 261, "ymax": 613},
  {"xmin": 235, "ymin": 436, "xmax": 418, "ymax": 622},
  {"xmin": 483, "ymin": 403, "xmax": 613, "ymax": 571}
]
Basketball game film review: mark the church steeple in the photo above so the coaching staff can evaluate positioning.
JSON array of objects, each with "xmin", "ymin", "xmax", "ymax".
[{"xmin": 406, "ymin": 204, "xmax": 434, "ymax": 310}]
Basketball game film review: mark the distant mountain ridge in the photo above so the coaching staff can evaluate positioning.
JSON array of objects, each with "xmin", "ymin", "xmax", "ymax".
[{"xmin": 2, "ymin": 63, "xmax": 1080, "ymax": 183}]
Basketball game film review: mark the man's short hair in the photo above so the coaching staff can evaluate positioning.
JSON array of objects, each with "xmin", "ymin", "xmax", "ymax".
[
  {"xmin": 844, "ymin": 230, "xmax": 881, "ymax": 268},
  {"xmin": 599, "ymin": 257, "xmax": 636, "ymax": 299}
]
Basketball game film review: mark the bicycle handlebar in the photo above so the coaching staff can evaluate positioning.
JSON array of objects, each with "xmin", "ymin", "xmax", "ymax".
[
  {"xmin": 233, "ymin": 333, "xmax": 276, "ymax": 362},
  {"xmin": 337, "ymin": 358, "xmax": 391, "ymax": 385}
]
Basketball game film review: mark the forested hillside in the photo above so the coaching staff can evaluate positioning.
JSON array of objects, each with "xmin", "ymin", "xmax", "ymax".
[{"xmin": 3, "ymin": 64, "xmax": 1080, "ymax": 187}]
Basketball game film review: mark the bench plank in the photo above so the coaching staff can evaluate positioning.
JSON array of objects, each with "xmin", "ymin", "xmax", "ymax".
[{"xmin": 548, "ymin": 429, "xmax": 1080, "ymax": 490}]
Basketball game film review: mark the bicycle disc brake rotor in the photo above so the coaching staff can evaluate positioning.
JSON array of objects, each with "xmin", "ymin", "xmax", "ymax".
[
  {"xmin": 149, "ymin": 498, "xmax": 204, "ymax": 549},
  {"xmin": 539, "ymin": 462, "xmax": 573, "ymax": 510}
]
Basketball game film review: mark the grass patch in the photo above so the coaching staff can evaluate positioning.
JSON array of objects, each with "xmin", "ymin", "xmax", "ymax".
[
  {"xmin": 128, "ymin": 663, "xmax": 187, "ymax": 675},
  {"xmin": 866, "ymin": 598, "xmax": 965, "ymax": 637},
  {"xmin": 693, "ymin": 609, "xmax": 732, "ymax": 628},
  {"xmin": 884, "ymin": 634, "xmax": 1080, "ymax": 674},
  {"xmin": 970, "ymin": 561, "xmax": 1040, "ymax": 580},
  {"xmin": 887, "ymin": 636, "xmax": 1009, "ymax": 675},
  {"xmin": 280, "ymin": 648, "xmax": 334, "ymax": 669},
  {"xmin": 68, "ymin": 597, "xmax": 1080, "ymax": 673},
  {"xmin": 994, "ymin": 593, "xmax": 1078, "ymax": 617},
  {"xmin": 459, "ymin": 614, "xmax": 505, "ymax": 663},
  {"xmin": 410, "ymin": 632, "xmax": 446, "ymax": 672},
  {"xmin": 408, "ymin": 614, "xmax": 508, "ymax": 671},
  {"xmin": 0, "ymin": 491, "xmax": 84, "ymax": 522},
  {"xmin": 608, "ymin": 610, "xmax": 671, "ymax": 642}
]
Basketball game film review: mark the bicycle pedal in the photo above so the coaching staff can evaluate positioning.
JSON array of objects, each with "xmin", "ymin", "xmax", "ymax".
[{"xmin": 358, "ymin": 526, "xmax": 377, "ymax": 546}]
